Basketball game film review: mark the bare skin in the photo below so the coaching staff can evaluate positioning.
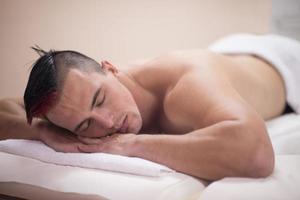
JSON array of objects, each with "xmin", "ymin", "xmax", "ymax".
[{"xmin": 0, "ymin": 49, "xmax": 285, "ymax": 180}]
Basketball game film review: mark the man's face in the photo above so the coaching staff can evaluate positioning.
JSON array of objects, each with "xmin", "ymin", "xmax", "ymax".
[{"xmin": 46, "ymin": 67, "xmax": 142, "ymax": 138}]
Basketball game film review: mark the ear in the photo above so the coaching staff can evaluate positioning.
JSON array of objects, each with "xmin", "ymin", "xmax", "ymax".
[{"xmin": 101, "ymin": 60, "xmax": 118, "ymax": 75}]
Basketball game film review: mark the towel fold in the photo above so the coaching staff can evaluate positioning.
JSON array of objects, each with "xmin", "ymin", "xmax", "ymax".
[{"xmin": 0, "ymin": 139, "xmax": 174, "ymax": 177}]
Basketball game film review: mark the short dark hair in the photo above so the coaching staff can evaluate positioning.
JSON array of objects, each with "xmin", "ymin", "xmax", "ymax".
[{"xmin": 24, "ymin": 46, "xmax": 104, "ymax": 125}]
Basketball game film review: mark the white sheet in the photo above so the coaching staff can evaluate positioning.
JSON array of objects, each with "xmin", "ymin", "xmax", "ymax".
[
  {"xmin": 266, "ymin": 113, "xmax": 300, "ymax": 154},
  {"xmin": 1, "ymin": 113, "xmax": 300, "ymax": 199},
  {"xmin": 198, "ymin": 113, "xmax": 300, "ymax": 200},
  {"xmin": 0, "ymin": 152, "xmax": 206, "ymax": 200},
  {"xmin": 199, "ymin": 155, "xmax": 300, "ymax": 200},
  {"xmin": 0, "ymin": 139, "xmax": 173, "ymax": 177}
]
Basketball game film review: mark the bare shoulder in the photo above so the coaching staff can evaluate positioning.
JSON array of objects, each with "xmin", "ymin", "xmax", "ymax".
[
  {"xmin": 128, "ymin": 51, "xmax": 197, "ymax": 94},
  {"xmin": 163, "ymin": 66, "xmax": 256, "ymax": 130}
]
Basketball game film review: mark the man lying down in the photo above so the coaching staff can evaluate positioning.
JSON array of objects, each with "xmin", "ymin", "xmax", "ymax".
[{"xmin": 1, "ymin": 34, "xmax": 300, "ymax": 181}]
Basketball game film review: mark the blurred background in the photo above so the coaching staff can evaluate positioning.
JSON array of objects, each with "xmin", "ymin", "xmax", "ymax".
[{"xmin": 0, "ymin": 0, "xmax": 299, "ymax": 98}]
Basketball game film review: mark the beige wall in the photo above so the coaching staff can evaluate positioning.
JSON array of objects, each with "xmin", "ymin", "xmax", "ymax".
[{"xmin": 0, "ymin": 0, "xmax": 271, "ymax": 98}]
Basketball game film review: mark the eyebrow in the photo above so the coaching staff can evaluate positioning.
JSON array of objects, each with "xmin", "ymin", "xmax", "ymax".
[{"xmin": 73, "ymin": 87, "xmax": 101, "ymax": 133}]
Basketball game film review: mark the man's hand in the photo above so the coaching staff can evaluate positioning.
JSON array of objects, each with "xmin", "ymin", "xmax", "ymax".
[
  {"xmin": 78, "ymin": 133, "xmax": 137, "ymax": 156},
  {"xmin": 36, "ymin": 120, "xmax": 137, "ymax": 155},
  {"xmin": 36, "ymin": 121, "xmax": 84, "ymax": 153}
]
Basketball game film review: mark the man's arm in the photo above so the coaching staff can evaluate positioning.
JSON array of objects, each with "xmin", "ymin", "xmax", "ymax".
[
  {"xmin": 133, "ymin": 72, "xmax": 274, "ymax": 180},
  {"xmin": 0, "ymin": 98, "xmax": 40, "ymax": 140},
  {"xmin": 0, "ymin": 98, "xmax": 83, "ymax": 152},
  {"xmin": 134, "ymin": 119, "xmax": 273, "ymax": 180},
  {"xmin": 79, "ymin": 117, "xmax": 274, "ymax": 181}
]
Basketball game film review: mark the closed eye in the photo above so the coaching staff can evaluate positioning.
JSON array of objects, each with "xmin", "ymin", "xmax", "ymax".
[
  {"xmin": 80, "ymin": 119, "xmax": 91, "ymax": 133},
  {"xmin": 96, "ymin": 95, "xmax": 105, "ymax": 107}
]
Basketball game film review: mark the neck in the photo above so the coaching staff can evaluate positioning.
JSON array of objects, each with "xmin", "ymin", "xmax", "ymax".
[{"xmin": 116, "ymin": 70, "xmax": 160, "ymax": 131}]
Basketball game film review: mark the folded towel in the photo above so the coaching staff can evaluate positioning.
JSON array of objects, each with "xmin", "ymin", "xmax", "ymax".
[
  {"xmin": 209, "ymin": 33, "xmax": 300, "ymax": 114},
  {"xmin": 0, "ymin": 139, "xmax": 174, "ymax": 177}
]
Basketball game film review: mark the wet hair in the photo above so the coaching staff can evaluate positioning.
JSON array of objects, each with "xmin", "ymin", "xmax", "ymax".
[{"xmin": 24, "ymin": 46, "xmax": 104, "ymax": 125}]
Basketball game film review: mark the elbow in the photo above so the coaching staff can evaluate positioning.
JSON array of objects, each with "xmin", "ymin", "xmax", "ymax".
[
  {"xmin": 247, "ymin": 144, "xmax": 275, "ymax": 178},
  {"xmin": 225, "ymin": 116, "xmax": 275, "ymax": 179},
  {"xmin": 243, "ymin": 120, "xmax": 275, "ymax": 178}
]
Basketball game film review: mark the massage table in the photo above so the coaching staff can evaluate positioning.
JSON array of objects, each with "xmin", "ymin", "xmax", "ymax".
[{"xmin": 0, "ymin": 113, "xmax": 300, "ymax": 200}]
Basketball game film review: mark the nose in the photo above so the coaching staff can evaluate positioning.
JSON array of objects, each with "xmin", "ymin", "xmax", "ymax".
[{"xmin": 91, "ymin": 110, "xmax": 114, "ymax": 130}]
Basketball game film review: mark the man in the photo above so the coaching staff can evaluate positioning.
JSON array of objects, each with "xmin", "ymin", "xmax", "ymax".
[{"xmin": 1, "ymin": 34, "xmax": 299, "ymax": 181}]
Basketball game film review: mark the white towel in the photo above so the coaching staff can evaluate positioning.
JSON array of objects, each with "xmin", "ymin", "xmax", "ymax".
[
  {"xmin": 209, "ymin": 33, "xmax": 300, "ymax": 114},
  {"xmin": 0, "ymin": 139, "xmax": 174, "ymax": 177}
]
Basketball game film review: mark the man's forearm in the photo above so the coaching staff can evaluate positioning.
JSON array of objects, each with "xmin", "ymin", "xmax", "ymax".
[
  {"xmin": 0, "ymin": 98, "xmax": 41, "ymax": 140},
  {"xmin": 132, "ymin": 120, "xmax": 274, "ymax": 181},
  {"xmin": 0, "ymin": 112, "xmax": 40, "ymax": 140}
]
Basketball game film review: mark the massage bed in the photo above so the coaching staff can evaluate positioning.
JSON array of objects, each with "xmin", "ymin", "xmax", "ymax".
[{"xmin": 0, "ymin": 113, "xmax": 300, "ymax": 199}]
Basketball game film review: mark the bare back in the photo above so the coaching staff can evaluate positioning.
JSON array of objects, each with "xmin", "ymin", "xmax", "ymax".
[
  {"xmin": 128, "ymin": 50, "xmax": 286, "ymax": 134},
  {"xmin": 212, "ymin": 52, "xmax": 286, "ymax": 119}
]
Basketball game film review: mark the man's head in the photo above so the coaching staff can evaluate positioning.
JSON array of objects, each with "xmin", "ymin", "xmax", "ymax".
[{"xmin": 24, "ymin": 47, "xmax": 142, "ymax": 137}]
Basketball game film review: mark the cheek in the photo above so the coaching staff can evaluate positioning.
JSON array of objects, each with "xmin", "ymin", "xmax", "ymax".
[
  {"xmin": 106, "ymin": 86, "xmax": 139, "ymax": 115},
  {"xmin": 113, "ymin": 99, "xmax": 138, "ymax": 116},
  {"xmin": 107, "ymin": 92, "xmax": 133, "ymax": 109},
  {"xmin": 47, "ymin": 110, "xmax": 71, "ymax": 129}
]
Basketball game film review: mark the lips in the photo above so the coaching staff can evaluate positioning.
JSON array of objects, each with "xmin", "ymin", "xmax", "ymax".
[{"xmin": 119, "ymin": 115, "xmax": 128, "ymax": 133}]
